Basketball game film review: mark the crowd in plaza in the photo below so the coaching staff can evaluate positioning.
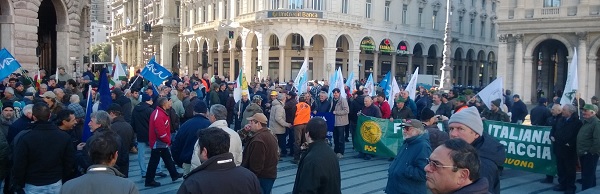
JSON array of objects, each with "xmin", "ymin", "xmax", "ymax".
[{"xmin": 0, "ymin": 65, "xmax": 597, "ymax": 194}]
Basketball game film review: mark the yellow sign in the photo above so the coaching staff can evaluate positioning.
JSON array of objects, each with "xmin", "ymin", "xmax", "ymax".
[
  {"xmin": 267, "ymin": 11, "xmax": 323, "ymax": 18},
  {"xmin": 360, "ymin": 121, "xmax": 382, "ymax": 144}
]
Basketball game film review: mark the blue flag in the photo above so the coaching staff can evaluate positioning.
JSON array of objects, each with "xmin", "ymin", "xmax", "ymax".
[
  {"xmin": 379, "ymin": 71, "xmax": 391, "ymax": 96},
  {"xmin": 98, "ymin": 68, "xmax": 112, "ymax": 111},
  {"xmin": 141, "ymin": 56, "xmax": 172, "ymax": 86},
  {"xmin": 82, "ymin": 86, "xmax": 93, "ymax": 142},
  {"xmin": 0, "ymin": 48, "xmax": 21, "ymax": 80}
]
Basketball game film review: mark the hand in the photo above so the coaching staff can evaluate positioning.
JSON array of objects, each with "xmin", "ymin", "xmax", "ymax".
[
  {"xmin": 439, "ymin": 115, "xmax": 449, "ymax": 121},
  {"xmin": 550, "ymin": 136, "xmax": 555, "ymax": 142},
  {"xmin": 77, "ymin": 143, "xmax": 86, "ymax": 151},
  {"xmin": 243, "ymin": 124, "xmax": 252, "ymax": 131},
  {"xmin": 389, "ymin": 118, "xmax": 394, "ymax": 122},
  {"xmin": 481, "ymin": 117, "xmax": 486, "ymax": 120},
  {"xmin": 312, "ymin": 111, "xmax": 317, "ymax": 114}
]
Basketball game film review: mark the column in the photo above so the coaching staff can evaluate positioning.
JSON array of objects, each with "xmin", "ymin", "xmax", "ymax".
[
  {"xmin": 483, "ymin": 61, "xmax": 490, "ymax": 85},
  {"xmin": 373, "ymin": 51, "xmax": 379, "ymax": 81},
  {"xmin": 523, "ymin": 56, "xmax": 533, "ymax": 104},
  {"xmin": 120, "ymin": 39, "xmax": 125, "ymax": 63},
  {"xmin": 437, "ymin": 58, "xmax": 442, "ymax": 76},
  {"xmin": 407, "ymin": 54, "xmax": 413, "ymax": 76},
  {"xmin": 242, "ymin": 47, "xmax": 252, "ymax": 79},
  {"xmin": 577, "ymin": 32, "xmax": 589, "ymax": 100},
  {"xmin": 513, "ymin": 34, "xmax": 524, "ymax": 97},
  {"xmin": 181, "ymin": 45, "xmax": 189, "ymax": 75},
  {"xmin": 323, "ymin": 47, "xmax": 337, "ymax": 80},
  {"xmin": 260, "ymin": 45, "xmax": 270, "ymax": 80},
  {"xmin": 205, "ymin": 48, "xmax": 212, "ymax": 76},
  {"xmin": 473, "ymin": 60, "xmax": 480, "ymax": 87},
  {"xmin": 588, "ymin": 56, "xmax": 597, "ymax": 98},
  {"xmin": 497, "ymin": 34, "xmax": 508, "ymax": 83},
  {"xmin": 278, "ymin": 46, "xmax": 285, "ymax": 82},
  {"xmin": 421, "ymin": 56, "xmax": 427, "ymax": 74},
  {"xmin": 217, "ymin": 48, "xmax": 224, "ymax": 76},
  {"xmin": 348, "ymin": 49, "xmax": 360, "ymax": 84},
  {"xmin": 391, "ymin": 54, "xmax": 397, "ymax": 80},
  {"xmin": 229, "ymin": 47, "xmax": 235, "ymax": 79},
  {"xmin": 460, "ymin": 60, "xmax": 466, "ymax": 85}
]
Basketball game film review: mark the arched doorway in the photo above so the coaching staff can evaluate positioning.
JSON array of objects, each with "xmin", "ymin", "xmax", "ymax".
[
  {"xmin": 286, "ymin": 33, "xmax": 306, "ymax": 81},
  {"xmin": 413, "ymin": 44, "xmax": 424, "ymax": 74},
  {"xmin": 171, "ymin": 43, "xmax": 180, "ymax": 74},
  {"xmin": 379, "ymin": 39, "xmax": 394, "ymax": 77},
  {"xmin": 427, "ymin": 45, "xmax": 438, "ymax": 75},
  {"xmin": 454, "ymin": 48, "xmax": 464, "ymax": 85},
  {"xmin": 466, "ymin": 49, "xmax": 475, "ymax": 86},
  {"xmin": 477, "ymin": 50, "xmax": 486, "ymax": 87},
  {"xmin": 38, "ymin": 0, "xmax": 58, "ymax": 74},
  {"xmin": 310, "ymin": 34, "xmax": 326, "ymax": 79},
  {"xmin": 533, "ymin": 39, "xmax": 568, "ymax": 100},
  {"xmin": 335, "ymin": 35, "xmax": 351, "ymax": 77},
  {"xmin": 359, "ymin": 36, "xmax": 375, "ymax": 79},
  {"xmin": 487, "ymin": 52, "xmax": 496, "ymax": 85},
  {"xmin": 267, "ymin": 34, "xmax": 280, "ymax": 81},
  {"xmin": 0, "ymin": 0, "xmax": 14, "ymax": 53}
]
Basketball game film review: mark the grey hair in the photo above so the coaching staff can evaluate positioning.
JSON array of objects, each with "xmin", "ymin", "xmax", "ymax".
[
  {"xmin": 562, "ymin": 104, "xmax": 577, "ymax": 114},
  {"xmin": 157, "ymin": 97, "xmax": 169, "ymax": 107},
  {"xmin": 91, "ymin": 111, "xmax": 111, "ymax": 128},
  {"xmin": 319, "ymin": 91, "xmax": 328, "ymax": 97},
  {"xmin": 209, "ymin": 104, "xmax": 228, "ymax": 121},
  {"xmin": 70, "ymin": 94, "xmax": 80, "ymax": 103},
  {"xmin": 277, "ymin": 93, "xmax": 286, "ymax": 101},
  {"xmin": 551, "ymin": 104, "xmax": 562, "ymax": 112},
  {"xmin": 23, "ymin": 104, "xmax": 33, "ymax": 115}
]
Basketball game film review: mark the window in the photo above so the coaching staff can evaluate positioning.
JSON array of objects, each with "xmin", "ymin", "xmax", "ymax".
[
  {"xmin": 418, "ymin": 8, "xmax": 423, "ymax": 27},
  {"xmin": 384, "ymin": 1, "xmax": 390, "ymax": 21},
  {"xmin": 213, "ymin": 3, "xmax": 217, "ymax": 20},
  {"xmin": 471, "ymin": 0, "xmax": 475, "ymax": 7},
  {"xmin": 237, "ymin": 0, "xmax": 241, "ymax": 15},
  {"xmin": 269, "ymin": 35, "xmax": 279, "ymax": 47},
  {"xmin": 252, "ymin": 0, "xmax": 256, "ymax": 12},
  {"xmin": 481, "ymin": 0, "xmax": 486, "ymax": 9},
  {"xmin": 271, "ymin": 0, "xmax": 280, "ymax": 9},
  {"xmin": 543, "ymin": 0, "xmax": 560, "ymax": 7},
  {"xmin": 224, "ymin": 0, "xmax": 228, "ymax": 19},
  {"xmin": 480, "ymin": 21, "xmax": 485, "ymax": 37},
  {"xmin": 292, "ymin": 34, "xmax": 303, "ymax": 47},
  {"xmin": 313, "ymin": 0, "xmax": 323, "ymax": 10},
  {"xmin": 470, "ymin": 18, "xmax": 475, "ymax": 35},
  {"xmin": 490, "ymin": 24, "xmax": 495, "ymax": 39},
  {"xmin": 342, "ymin": 0, "xmax": 349, "ymax": 13},
  {"xmin": 290, "ymin": 0, "xmax": 303, "ymax": 9},
  {"xmin": 458, "ymin": 16, "xmax": 463, "ymax": 33},
  {"xmin": 202, "ymin": 6, "xmax": 207, "ymax": 22},
  {"xmin": 402, "ymin": 5, "xmax": 408, "ymax": 24},
  {"xmin": 432, "ymin": 11, "xmax": 438, "ymax": 29},
  {"xmin": 492, "ymin": 2, "xmax": 496, "ymax": 12},
  {"xmin": 175, "ymin": 3, "xmax": 181, "ymax": 19},
  {"xmin": 365, "ymin": 0, "xmax": 372, "ymax": 18}
]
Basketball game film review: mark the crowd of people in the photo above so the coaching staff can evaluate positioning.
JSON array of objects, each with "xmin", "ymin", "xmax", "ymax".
[{"xmin": 0, "ymin": 65, "xmax": 597, "ymax": 194}]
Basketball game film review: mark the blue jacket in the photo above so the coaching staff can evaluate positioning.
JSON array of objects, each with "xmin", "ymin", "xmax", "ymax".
[
  {"xmin": 510, "ymin": 100, "xmax": 528, "ymax": 123},
  {"xmin": 171, "ymin": 114, "xmax": 211, "ymax": 166},
  {"xmin": 385, "ymin": 133, "xmax": 431, "ymax": 194}
]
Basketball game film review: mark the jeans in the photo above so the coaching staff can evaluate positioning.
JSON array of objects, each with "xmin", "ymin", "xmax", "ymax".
[
  {"xmin": 286, "ymin": 127, "xmax": 294, "ymax": 153},
  {"xmin": 276, "ymin": 134, "xmax": 288, "ymax": 156},
  {"xmin": 293, "ymin": 124, "xmax": 307, "ymax": 160},
  {"xmin": 580, "ymin": 153, "xmax": 600, "ymax": 190},
  {"xmin": 137, "ymin": 142, "xmax": 163, "ymax": 176},
  {"xmin": 333, "ymin": 126, "xmax": 346, "ymax": 154},
  {"xmin": 145, "ymin": 148, "xmax": 180, "ymax": 184},
  {"xmin": 258, "ymin": 178, "xmax": 276, "ymax": 194},
  {"xmin": 24, "ymin": 180, "xmax": 61, "ymax": 194},
  {"xmin": 344, "ymin": 124, "xmax": 350, "ymax": 140}
]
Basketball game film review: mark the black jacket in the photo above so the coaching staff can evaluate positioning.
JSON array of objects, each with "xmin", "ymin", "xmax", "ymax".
[
  {"xmin": 178, "ymin": 153, "xmax": 261, "ymax": 194},
  {"xmin": 550, "ymin": 113, "xmax": 582, "ymax": 154},
  {"xmin": 452, "ymin": 178, "xmax": 491, "ymax": 194},
  {"xmin": 171, "ymin": 114, "xmax": 211, "ymax": 166},
  {"xmin": 284, "ymin": 98, "xmax": 298, "ymax": 124},
  {"xmin": 510, "ymin": 100, "xmax": 528, "ymax": 123},
  {"xmin": 391, "ymin": 106, "xmax": 414, "ymax": 120},
  {"xmin": 362, "ymin": 105, "xmax": 382, "ymax": 118},
  {"xmin": 349, "ymin": 95, "xmax": 366, "ymax": 122},
  {"xmin": 435, "ymin": 102, "xmax": 452, "ymax": 118},
  {"xmin": 110, "ymin": 116, "xmax": 135, "ymax": 177},
  {"xmin": 114, "ymin": 95, "xmax": 133, "ymax": 123},
  {"xmin": 471, "ymin": 134, "xmax": 506, "ymax": 194},
  {"xmin": 293, "ymin": 140, "xmax": 341, "ymax": 194},
  {"xmin": 530, "ymin": 105, "xmax": 551, "ymax": 126},
  {"xmin": 315, "ymin": 99, "xmax": 332, "ymax": 113},
  {"xmin": 12, "ymin": 121, "xmax": 74, "ymax": 188},
  {"xmin": 131, "ymin": 102, "xmax": 153, "ymax": 143},
  {"xmin": 7, "ymin": 116, "xmax": 32, "ymax": 144}
]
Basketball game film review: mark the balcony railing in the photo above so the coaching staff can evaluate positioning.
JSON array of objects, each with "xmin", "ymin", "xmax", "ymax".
[{"xmin": 541, "ymin": 8, "xmax": 560, "ymax": 15}]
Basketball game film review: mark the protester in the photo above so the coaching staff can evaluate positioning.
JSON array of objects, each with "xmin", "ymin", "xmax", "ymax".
[
  {"xmin": 549, "ymin": 104, "xmax": 581, "ymax": 193},
  {"xmin": 421, "ymin": 109, "xmax": 449, "ymax": 149},
  {"xmin": 510, "ymin": 94, "xmax": 528, "ymax": 124},
  {"xmin": 481, "ymin": 99, "xmax": 510, "ymax": 122},
  {"xmin": 453, "ymin": 96, "xmax": 468, "ymax": 113},
  {"xmin": 576, "ymin": 104, "xmax": 600, "ymax": 191},
  {"xmin": 177, "ymin": 127, "xmax": 260, "ymax": 194},
  {"xmin": 530, "ymin": 98, "xmax": 551, "ymax": 126},
  {"xmin": 332, "ymin": 88, "xmax": 349, "ymax": 159},
  {"xmin": 375, "ymin": 92, "xmax": 391, "ymax": 119},
  {"xmin": 292, "ymin": 118, "xmax": 341, "ymax": 194},
  {"xmin": 386, "ymin": 119, "xmax": 431, "ymax": 194},
  {"xmin": 292, "ymin": 95, "xmax": 311, "ymax": 164},
  {"xmin": 425, "ymin": 138, "xmax": 490, "ymax": 194},
  {"xmin": 448, "ymin": 106, "xmax": 506, "ymax": 194},
  {"xmin": 241, "ymin": 95, "xmax": 264, "ymax": 127},
  {"xmin": 233, "ymin": 92, "xmax": 251, "ymax": 130},
  {"xmin": 391, "ymin": 97, "xmax": 414, "ymax": 121},
  {"xmin": 171, "ymin": 101, "xmax": 211, "ymax": 175},
  {"xmin": 431, "ymin": 93, "xmax": 452, "ymax": 118},
  {"xmin": 241, "ymin": 113, "xmax": 279, "ymax": 194},
  {"xmin": 0, "ymin": 103, "xmax": 16, "ymax": 137},
  {"xmin": 107, "ymin": 104, "xmax": 135, "ymax": 177},
  {"xmin": 284, "ymin": 91, "xmax": 297, "ymax": 157},
  {"xmin": 361, "ymin": 96, "xmax": 382, "ymax": 118},
  {"xmin": 131, "ymin": 94, "xmax": 166, "ymax": 178},
  {"xmin": 269, "ymin": 92, "xmax": 292, "ymax": 159},
  {"xmin": 60, "ymin": 133, "xmax": 139, "ymax": 194}
]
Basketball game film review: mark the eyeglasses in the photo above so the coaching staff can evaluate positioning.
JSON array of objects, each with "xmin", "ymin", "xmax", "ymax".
[
  {"xmin": 426, "ymin": 158, "xmax": 459, "ymax": 172},
  {"xmin": 402, "ymin": 127, "xmax": 413, "ymax": 131}
]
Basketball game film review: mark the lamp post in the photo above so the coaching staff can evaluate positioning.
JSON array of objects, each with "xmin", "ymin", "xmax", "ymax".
[{"xmin": 439, "ymin": 0, "xmax": 453, "ymax": 91}]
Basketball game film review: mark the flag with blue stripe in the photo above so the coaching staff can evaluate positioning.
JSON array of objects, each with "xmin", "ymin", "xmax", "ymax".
[
  {"xmin": 379, "ymin": 71, "xmax": 391, "ymax": 96},
  {"xmin": 141, "ymin": 56, "xmax": 172, "ymax": 86},
  {"xmin": 0, "ymin": 48, "xmax": 21, "ymax": 80},
  {"xmin": 81, "ymin": 85, "xmax": 93, "ymax": 142}
]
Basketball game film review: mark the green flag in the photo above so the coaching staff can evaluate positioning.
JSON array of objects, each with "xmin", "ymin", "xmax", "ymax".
[{"xmin": 354, "ymin": 115, "xmax": 404, "ymax": 157}]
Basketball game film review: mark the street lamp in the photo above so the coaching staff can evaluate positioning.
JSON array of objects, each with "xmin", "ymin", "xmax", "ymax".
[{"xmin": 439, "ymin": 0, "xmax": 454, "ymax": 91}]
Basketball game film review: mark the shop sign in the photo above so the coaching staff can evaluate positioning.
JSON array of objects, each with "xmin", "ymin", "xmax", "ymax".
[
  {"xmin": 396, "ymin": 44, "xmax": 410, "ymax": 55},
  {"xmin": 379, "ymin": 39, "xmax": 394, "ymax": 53},
  {"xmin": 267, "ymin": 11, "xmax": 323, "ymax": 18},
  {"xmin": 360, "ymin": 37, "xmax": 375, "ymax": 51}
]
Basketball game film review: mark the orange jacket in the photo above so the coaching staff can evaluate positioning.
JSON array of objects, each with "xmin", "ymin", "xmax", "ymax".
[{"xmin": 294, "ymin": 102, "xmax": 311, "ymax": 126}]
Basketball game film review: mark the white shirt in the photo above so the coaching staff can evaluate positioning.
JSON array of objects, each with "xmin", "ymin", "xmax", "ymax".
[{"xmin": 190, "ymin": 120, "xmax": 243, "ymax": 169}]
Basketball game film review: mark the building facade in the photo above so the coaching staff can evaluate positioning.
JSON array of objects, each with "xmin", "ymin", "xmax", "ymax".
[
  {"xmin": 109, "ymin": 0, "xmax": 181, "ymax": 70},
  {"xmin": 179, "ymin": 0, "xmax": 498, "ymax": 86},
  {"xmin": 497, "ymin": 0, "xmax": 600, "ymax": 103},
  {"xmin": 91, "ymin": 22, "xmax": 110, "ymax": 46},
  {"xmin": 0, "ymin": 0, "xmax": 90, "ymax": 75},
  {"xmin": 91, "ymin": 0, "xmax": 111, "ymax": 23}
]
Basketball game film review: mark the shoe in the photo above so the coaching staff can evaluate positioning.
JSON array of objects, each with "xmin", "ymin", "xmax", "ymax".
[
  {"xmin": 145, "ymin": 181, "xmax": 161, "ymax": 187},
  {"xmin": 336, "ymin": 153, "xmax": 343, "ymax": 159},
  {"xmin": 540, "ymin": 179, "xmax": 553, "ymax": 184},
  {"xmin": 290, "ymin": 160, "xmax": 299, "ymax": 164},
  {"xmin": 552, "ymin": 186, "xmax": 566, "ymax": 191},
  {"xmin": 130, "ymin": 147, "xmax": 138, "ymax": 154},
  {"xmin": 172, "ymin": 173, "xmax": 183, "ymax": 182},
  {"xmin": 156, "ymin": 172, "xmax": 168, "ymax": 178}
]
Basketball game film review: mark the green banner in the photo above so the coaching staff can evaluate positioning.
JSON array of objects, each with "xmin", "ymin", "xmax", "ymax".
[
  {"xmin": 354, "ymin": 115, "xmax": 404, "ymax": 157},
  {"xmin": 484, "ymin": 120, "xmax": 557, "ymax": 175}
]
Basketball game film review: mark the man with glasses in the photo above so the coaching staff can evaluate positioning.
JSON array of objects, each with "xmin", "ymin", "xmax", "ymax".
[
  {"xmin": 425, "ymin": 138, "xmax": 490, "ymax": 194},
  {"xmin": 385, "ymin": 119, "xmax": 431, "ymax": 194},
  {"xmin": 448, "ymin": 106, "xmax": 505, "ymax": 194}
]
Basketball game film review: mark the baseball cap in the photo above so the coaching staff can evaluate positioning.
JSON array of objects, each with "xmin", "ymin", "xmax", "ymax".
[
  {"xmin": 583, "ymin": 104, "xmax": 598, "ymax": 112},
  {"xmin": 401, "ymin": 119, "xmax": 425, "ymax": 131},
  {"xmin": 40, "ymin": 91, "xmax": 56, "ymax": 99},
  {"xmin": 270, "ymin": 91, "xmax": 278, "ymax": 96},
  {"xmin": 247, "ymin": 113, "xmax": 268, "ymax": 124},
  {"xmin": 194, "ymin": 101, "xmax": 208, "ymax": 113},
  {"xmin": 141, "ymin": 93, "xmax": 152, "ymax": 102}
]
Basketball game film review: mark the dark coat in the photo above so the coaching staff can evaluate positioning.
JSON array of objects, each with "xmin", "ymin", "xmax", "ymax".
[
  {"xmin": 471, "ymin": 133, "xmax": 506, "ymax": 194},
  {"xmin": 510, "ymin": 100, "xmax": 528, "ymax": 123},
  {"xmin": 362, "ymin": 105, "xmax": 382, "ymax": 118},
  {"xmin": 452, "ymin": 178, "xmax": 491, "ymax": 194},
  {"xmin": 385, "ymin": 134, "xmax": 431, "ymax": 194},
  {"xmin": 114, "ymin": 95, "xmax": 133, "ymax": 123},
  {"xmin": 177, "ymin": 153, "xmax": 261, "ymax": 194},
  {"xmin": 391, "ymin": 106, "xmax": 414, "ymax": 120},
  {"xmin": 481, "ymin": 109, "xmax": 510, "ymax": 122},
  {"xmin": 550, "ymin": 113, "xmax": 582, "ymax": 155},
  {"xmin": 183, "ymin": 96, "xmax": 200, "ymax": 122},
  {"xmin": 131, "ymin": 102, "xmax": 153, "ymax": 142},
  {"xmin": 110, "ymin": 116, "xmax": 135, "ymax": 177},
  {"xmin": 7, "ymin": 116, "xmax": 32, "ymax": 144},
  {"xmin": 424, "ymin": 125, "xmax": 449, "ymax": 149},
  {"xmin": 435, "ymin": 102, "xmax": 452, "ymax": 118},
  {"xmin": 349, "ymin": 95, "xmax": 366, "ymax": 122},
  {"xmin": 315, "ymin": 99, "xmax": 332, "ymax": 113},
  {"xmin": 241, "ymin": 128, "xmax": 279, "ymax": 179},
  {"xmin": 292, "ymin": 140, "xmax": 341, "ymax": 194},
  {"xmin": 284, "ymin": 98, "xmax": 298, "ymax": 124},
  {"xmin": 530, "ymin": 105, "xmax": 551, "ymax": 126},
  {"xmin": 171, "ymin": 114, "xmax": 211, "ymax": 166}
]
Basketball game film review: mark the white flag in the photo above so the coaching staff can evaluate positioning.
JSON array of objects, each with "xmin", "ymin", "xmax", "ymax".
[
  {"xmin": 387, "ymin": 76, "xmax": 400, "ymax": 107},
  {"xmin": 365, "ymin": 73, "xmax": 375, "ymax": 96},
  {"xmin": 406, "ymin": 67, "xmax": 419, "ymax": 100},
  {"xmin": 334, "ymin": 67, "xmax": 347, "ymax": 98},
  {"xmin": 112, "ymin": 55, "xmax": 127, "ymax": 85},
  {"xmin": 561, "ymin": 48, "xmax": 578, "ymax": 106},
  {"xmin": 476, "ymin": 77, "xmax": 504, "ymax": 109},
  {"xmin": 294, "ymin": 60, "xmax": 309, "ymax": 87}
]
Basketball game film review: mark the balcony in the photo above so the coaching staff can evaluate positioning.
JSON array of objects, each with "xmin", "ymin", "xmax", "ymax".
[
  {"xmin": 235, "ymin": 10, "xmax": 363, "ymax": 27},
  {"xmin": 541, "ymin": 8, "xmax": 560, "ymax": 15}
]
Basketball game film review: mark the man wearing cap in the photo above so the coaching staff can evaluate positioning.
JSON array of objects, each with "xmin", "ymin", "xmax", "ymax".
[
  {"xmin": 234, "ymin": 92, "xmax": 251, "ymax": 131},
  {"xmin": 13, "ymin": 83, "xmax": 25, "ymax": 101},
  {"xmin": 391, "ymin": 97, "xmax": 414, "ymax": 121},
  {"xmin": 448, "ymin": 106, "xmax": 506, "ymax": 194},
  {"xmin": 421, "ymin": 109, "xmax": 449, "ymax": 149},
  {"xmin": 107, "ymin": 104, "xmax": 135, "ymax": 177},
  {"xmin": 452, "ymin": 96, "xmax": 468, "ymax": 113},
  {"xmin": 591, "ymin": 96, "xmax": 600, "ymax": 119},
  {"xmin": 241, "ymin": 113, "xmax": 279, "ymax": 194},
  {"xmin": 576, "ymin": 104, "xmax": 600, "ymax": 191},
  {"xmin": 270, "ymin": 91, "xmax": 292, "ymax": 158},
  {"xmin": 530, "ymin": 98, "xmax": 551, "ymax": 126},
  {"xmin": 385, "ymin": 119, "xmax": 431, "ymax": 194},
  {"xmin": 510, "ymin": 94, "xmax": 528, "ymax": 124},
  {"xmin": 171, "ymin": 101, "xmax": 211, "ymax": 175},
  {"xmin": 481, "ymin": 99, "xmax": 510, "ymax": 122}
]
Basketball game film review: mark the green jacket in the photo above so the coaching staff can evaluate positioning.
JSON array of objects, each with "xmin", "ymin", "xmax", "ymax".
[{"xmin": 577, "ymin": 116, "xmax": 600, "ymax": 156}]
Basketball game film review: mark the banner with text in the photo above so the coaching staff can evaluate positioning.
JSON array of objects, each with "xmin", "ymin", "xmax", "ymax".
[
  {"xmin": 484, "ymin": 120, "xmax": 556, "ymax": 175},
  {"xmin": 311, "ymin": 112, "xmax": 335, "ymax": 141},
  {"xmin": 354, "ymin": 115, "xmax": 404, "ymax": 157}
]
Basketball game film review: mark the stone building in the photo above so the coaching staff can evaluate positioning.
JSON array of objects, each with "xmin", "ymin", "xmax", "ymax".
[
  {"xmin": 178, "ymin": 0, "xmax": 499, "ymax": 85},
  {"xmin": 497, "ymin": 0, "xmax": 600, "ymax": 103},
  {"xmin": 109, "ymin": 0, "xmax": 181, "ymax": 70},
  {"xmin": 91, "ymin": 22, "xmax": 110, "ymax": 46},
  {"xmin": 0, "ymin": 0, "xmax": 90, "ymax": 75}
]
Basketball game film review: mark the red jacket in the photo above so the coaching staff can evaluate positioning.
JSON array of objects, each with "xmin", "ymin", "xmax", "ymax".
[
  {"xmin": 375, "ymin": 101, "xmax": 391, "ymax": 119},
  {"xmin": 149, "ymin": 106, "xmax": 172, "ymax": 148}
]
